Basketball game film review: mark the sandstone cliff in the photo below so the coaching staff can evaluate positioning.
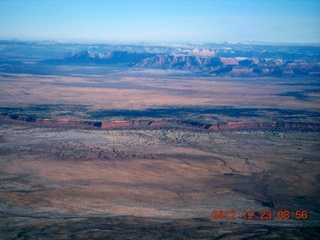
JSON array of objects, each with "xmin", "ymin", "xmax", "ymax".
[{"xmin": 2, "ymin": 113, "xmax": 319, "ymax": 132}]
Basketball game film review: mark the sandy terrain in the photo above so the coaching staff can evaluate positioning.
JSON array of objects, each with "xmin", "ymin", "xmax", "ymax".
[
  {"xmin": 0, "ymin": 71, "xmax": 319, "ymax": 239},
  {"xmin": 1, "ymin": 73, "xmax": 319, "ymax": 112},
  {"xmin": 0, "ymin": 123, "xmax": 319, "ymax": 239}
]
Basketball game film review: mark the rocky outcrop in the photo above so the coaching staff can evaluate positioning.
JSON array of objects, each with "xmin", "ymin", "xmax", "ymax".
[
  {"xmin": 135, "ymin": 55, "xmax": 222, "ymax": 71},
  {"xmin": 101, "ymin": 120, "xmax": 155, "ymax": 129},
  {"xmin": 1, "ymin": 113, "xmax": 319, "ymax": 132},
  {"xmin": 209, "ymin": 122, "xmax": 277, "ymax": 130}
]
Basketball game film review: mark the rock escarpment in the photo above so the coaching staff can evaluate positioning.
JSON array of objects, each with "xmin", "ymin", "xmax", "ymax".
[
  {"xmin": 1, "ymin": 113, "xmax": 319, "ymax": 131},
  {"xmin": 51, "ymin": 48, "xmax": 320, "ymax": 77}
]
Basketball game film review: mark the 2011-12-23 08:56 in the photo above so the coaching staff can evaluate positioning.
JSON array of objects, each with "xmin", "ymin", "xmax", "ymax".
[{"xmin": 211, "ymin": 209, "xmax": 308, "ymax": 220}]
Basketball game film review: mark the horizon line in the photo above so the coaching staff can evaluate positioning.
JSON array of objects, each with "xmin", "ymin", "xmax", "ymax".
[{"xmin": 1, "ymin": 38, "xmax": 320, "ymax": 47}]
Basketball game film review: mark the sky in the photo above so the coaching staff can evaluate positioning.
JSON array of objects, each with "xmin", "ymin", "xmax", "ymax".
[{"xmin": 0, "ymin": 0, "xmax": 319, "ymax": 44}]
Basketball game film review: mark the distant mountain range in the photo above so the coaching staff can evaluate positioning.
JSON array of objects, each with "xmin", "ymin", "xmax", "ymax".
[
  {"xmin": 46, "ymin": 48, "xmax": 320, "ymax": 77},
  {"xmin": 0, "ymin": 40, "xmax": 319, "ymax": 77}
]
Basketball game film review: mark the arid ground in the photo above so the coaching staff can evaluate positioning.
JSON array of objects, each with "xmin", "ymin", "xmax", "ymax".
[{"xmin": 0, "ymin": 69, "xmax": 320, "ymax": 239}]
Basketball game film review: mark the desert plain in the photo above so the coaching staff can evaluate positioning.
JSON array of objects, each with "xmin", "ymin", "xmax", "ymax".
[{"xmin": 0, "ymin": 66, "xmax": 320, "ymax": 239}]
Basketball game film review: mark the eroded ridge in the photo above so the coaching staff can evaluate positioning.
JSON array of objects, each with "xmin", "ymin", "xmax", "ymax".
[{"xmin": 1, "ymin": 112, "xmax": 319, "ymax": 131}]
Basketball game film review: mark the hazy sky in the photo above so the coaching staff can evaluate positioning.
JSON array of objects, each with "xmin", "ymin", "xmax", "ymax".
[{"xmin": 0, "ymin": 0, "xmax": 319, "ymax": 43}]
